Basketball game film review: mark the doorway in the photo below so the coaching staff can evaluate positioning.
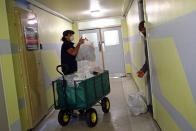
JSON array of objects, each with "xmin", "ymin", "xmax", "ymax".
[{"xmin": 79, "ymin": 27, "xmax": 125, "ymax": 76}]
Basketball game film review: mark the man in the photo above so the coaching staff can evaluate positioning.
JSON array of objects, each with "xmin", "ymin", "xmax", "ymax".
[
  {"xmin": 61, "ymin": 30, "xmax": 84, "ymax": 75},
  {"xmin": 137, "ymin": 21, "xmax": 149, "ymax": 78},
  {"xmin": 137, "ymin": 21, "xmax": 153, "ymax": 113}
]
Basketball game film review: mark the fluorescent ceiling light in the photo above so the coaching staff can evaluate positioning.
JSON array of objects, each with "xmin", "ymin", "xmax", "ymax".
[
  {"xmin": 90, "ymin": 0, "xmax": 101, "ymax": 11},
  {"xmin": 90, "ymin": 0, "xmax": 102, "ymax": 17},
  {"xmin": 91, "ymin": 10, "xmax": 101, "ymax": 17}
]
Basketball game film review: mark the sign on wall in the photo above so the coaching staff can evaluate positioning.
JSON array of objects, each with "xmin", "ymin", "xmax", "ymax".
[{"xmin": 21, "ymin": 12, "xmax": 39, "ymax": 50}]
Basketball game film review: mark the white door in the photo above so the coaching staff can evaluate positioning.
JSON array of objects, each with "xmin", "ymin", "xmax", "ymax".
[
  {"xmin": 101, "ymin": 27, "xmax": 125, "ymax": 75},
  {"xmin": 79, "ymin": 27, "xmax": 125, "ymax": 75}
]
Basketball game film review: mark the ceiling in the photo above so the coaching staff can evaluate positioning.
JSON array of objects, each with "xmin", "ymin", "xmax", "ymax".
[{"xmin": 34, "ymin": 0, "xmax": 132, "ymax": 21}]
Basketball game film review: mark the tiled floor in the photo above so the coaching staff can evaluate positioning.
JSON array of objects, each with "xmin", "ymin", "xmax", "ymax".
[{"xmin": 34, "ymin": 77, "xmax": 161, "ymax": 131}]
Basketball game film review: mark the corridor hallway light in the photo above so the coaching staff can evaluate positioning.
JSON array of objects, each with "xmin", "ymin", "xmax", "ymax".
[
  {"xmin": 90, "ymin": 0, "xmax": 102, "ymax": 17},
  {"xmin": 91, "ymin": 10, "xmax": 101, "ymax": 17},
  {"xmin": 90, "ymin": 0, "xmax": 101, "ymax": 11},
  {"xmin": 81, "ymin": 0, "xmax": 111, "ymax": 18}
]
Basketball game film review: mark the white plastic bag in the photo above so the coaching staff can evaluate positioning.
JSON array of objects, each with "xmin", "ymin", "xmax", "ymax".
[
  {"xmin": 77, "ymin": 60, "xmax": 103, "ymax": 75},
  {"xmin": 128, "ymin": 92, "xmax": 147, "ymax": 116},
  {"xmin": 64, "ymin": 74, "xmax": 78, "ymax": 87},
  {"xmin": 76, "ymin": 40, "xmax": 96, "ymax": 61},
  {"xmin": 89, "ymin": 62, "xmax": 103, "ymax": 74},
  {"xmin": 65, "ymin": 40, "xmax": 103, "ymax": 86}
]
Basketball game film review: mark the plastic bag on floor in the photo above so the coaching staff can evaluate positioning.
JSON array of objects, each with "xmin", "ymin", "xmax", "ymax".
[{"xmin": 128, "ymin": 92, "xmax": 147, "ymax": 116}]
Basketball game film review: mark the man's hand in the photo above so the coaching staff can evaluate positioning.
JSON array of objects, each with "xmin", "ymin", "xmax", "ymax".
[{"xmin": 137, "ymin": 71, "xmax": 145, "ymax": 78}]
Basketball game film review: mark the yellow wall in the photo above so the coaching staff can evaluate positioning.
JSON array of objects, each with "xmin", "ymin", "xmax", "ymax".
[
  {"xmin": 121, "ymin": 18, "xmax": 132, "ymax": 73},
  {"xmin": 0, "ymin": 0, "xmax": 9, "ymax": 39},
  {"xmin": 4, "ymin": 0, "xmax": 73, "ymax": 130},
  {"xmin": 126, "ymin": 0, "xmax": 196, "ymax": 130},
  {"xmin": 72, "ymin": 22, "xmax": 80, "ymax": 43},
  {"xmin": 0, "ymin": 0, "xmax": 21, "ymax": 130},
  {"xmin": 153, "ymin": 96, "xmax": 181, "ymax": 131},
  {"xmin": 145, "ymin": 0, "xmax": 196, "ymax": 130},
  {"xmin": 145, "ymin": 0, "xmax": 196, "ymax": 28}
]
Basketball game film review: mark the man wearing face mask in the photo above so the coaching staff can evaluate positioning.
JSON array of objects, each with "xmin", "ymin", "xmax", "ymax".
[{"xmin": 61, "ymin": 30, "xmax": 84, "ymax": 75}]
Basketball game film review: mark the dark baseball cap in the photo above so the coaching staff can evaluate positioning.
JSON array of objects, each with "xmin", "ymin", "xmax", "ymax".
[{"xmin": 63, "ymin": 30, "xmax": 75, "ymax": 37}]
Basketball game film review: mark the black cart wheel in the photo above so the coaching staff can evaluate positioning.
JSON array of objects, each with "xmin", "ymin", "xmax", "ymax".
[
  {"xmin": 101, "ymin": 97, "xmax": 110, "ymax": 113},
  {"xmin": 58, "ymin": 110, "xmax": 71, "ymax": 126},
  {"xmin": 86, "ymin": 108, "xmax": 98, "ymax": 127}
]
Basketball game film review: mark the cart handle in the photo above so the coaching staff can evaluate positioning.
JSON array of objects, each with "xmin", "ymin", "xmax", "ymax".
[
  {"xmin": 56, "ymin": 65, "xmax": 68, "ymax": 88},
  {"xmin": 56, "ymin": 65, "xmax": 66, "ymax": 76}
]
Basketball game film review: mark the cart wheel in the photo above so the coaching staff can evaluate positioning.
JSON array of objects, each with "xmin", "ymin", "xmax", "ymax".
[
  {"xmin": 101, "ymin": 97, "xmax": 110, "ymax": 113},
  {"xmin": 58, "ymin": 110, "xmax": 71, "ymax": 126},
  {"xmin": 86, "ymin": 108, "xmax": 98, "ymax": 127}
]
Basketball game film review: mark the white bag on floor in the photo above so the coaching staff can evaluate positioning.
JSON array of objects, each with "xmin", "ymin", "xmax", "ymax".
[{"xmin": 128, "ymin": 92, "xmax": 147, "ymax": 116}]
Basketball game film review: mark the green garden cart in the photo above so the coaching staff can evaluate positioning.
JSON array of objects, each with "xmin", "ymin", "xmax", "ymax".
[{"xmin": 52, "ymin": 65, "xmax": 111, "ymax": 127}]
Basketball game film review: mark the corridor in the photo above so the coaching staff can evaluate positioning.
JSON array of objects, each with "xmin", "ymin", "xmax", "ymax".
[{"xmin": 1, "ymin": 0, "xmax": 196, "ymax": 131}]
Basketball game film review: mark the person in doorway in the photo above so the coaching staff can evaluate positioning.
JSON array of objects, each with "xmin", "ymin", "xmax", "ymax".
[
  {"xmin": 137, "ymin": 21, "xmax": 153, "ymax": 114},
  {"xmin": 61, "ymin": 30, "xmax": 85, "ymax": 75},
  {"xmin": 137, "ymin": 21, "xmax": 149, "ymax": 78}
]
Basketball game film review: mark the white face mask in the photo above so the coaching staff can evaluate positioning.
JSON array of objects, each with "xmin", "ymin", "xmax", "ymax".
[{"xmin": 70, "ymin": 36, "xmax": 74, "ymax": 41}]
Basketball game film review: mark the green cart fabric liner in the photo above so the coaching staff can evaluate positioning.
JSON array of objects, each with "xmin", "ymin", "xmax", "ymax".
[{"xmin": 53, "ymin": 71, "xmax": 110, "ymax": 110}]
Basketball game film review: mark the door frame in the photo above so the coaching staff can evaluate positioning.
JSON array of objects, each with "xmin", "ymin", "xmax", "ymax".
[{"xmin": 101, "ymin": 26, "xmax": 126, "ymax": 74}]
